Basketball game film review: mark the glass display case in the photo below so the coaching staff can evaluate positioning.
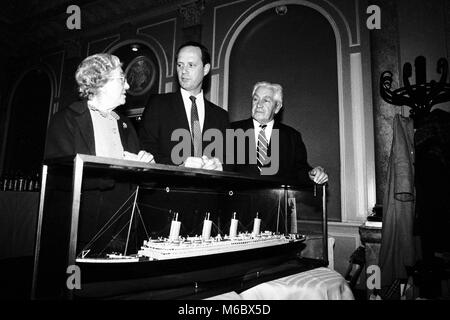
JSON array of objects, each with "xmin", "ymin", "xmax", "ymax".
[{"xmin": 31, "ymin": 154, "xmax": 328, "ymax": 300}]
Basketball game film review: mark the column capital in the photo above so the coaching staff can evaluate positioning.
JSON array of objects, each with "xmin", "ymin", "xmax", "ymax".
[{"xmin": 179, "ymin": 0, "xmax": 205, "ymax": 28}]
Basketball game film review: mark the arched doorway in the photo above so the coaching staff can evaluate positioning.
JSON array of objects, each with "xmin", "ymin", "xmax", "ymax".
[
  {"xmin": 3, "ymin": 69, "xmax": 52, "ymax": 180},
  {"xmin": 228, "ymin": 4, "xmax": 341, "ymax": 221}
]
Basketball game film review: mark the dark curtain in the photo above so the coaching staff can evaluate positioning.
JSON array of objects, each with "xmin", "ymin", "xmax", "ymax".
[{"xmin": 414, "ymin": 109, "xmax": 450, "ymax": 258}]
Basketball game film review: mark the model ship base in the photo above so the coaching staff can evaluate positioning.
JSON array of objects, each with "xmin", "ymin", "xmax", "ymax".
[{"xmin": 74, "ymin": 234, "xmax": 307, "ymax": 299}]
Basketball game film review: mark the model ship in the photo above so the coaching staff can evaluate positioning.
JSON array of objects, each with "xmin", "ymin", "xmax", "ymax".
[
  {"xmin": 136, "ymin": 213, "xmax": 304, "ymax": 260},
  {"xmin": 76, "ymin": 212, "xmax": 305, "ymax": 263},
  {"xmin": 73, "ymin": 187, "xmax": 307, "ymax": 298}
]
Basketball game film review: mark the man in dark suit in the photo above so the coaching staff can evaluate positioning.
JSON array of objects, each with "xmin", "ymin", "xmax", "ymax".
[
  {"xmin": 140, "ymin": 41, "xmax": 229, "ymax": 170},
  {"xmin": 231, "ymin": 81, "xmax": 328, "ymax": 185}
]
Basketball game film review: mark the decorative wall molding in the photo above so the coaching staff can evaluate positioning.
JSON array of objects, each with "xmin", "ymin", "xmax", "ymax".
[
  {"xmin": 0, "ymin": 59, "xmax": 60, "ymax": 174},
  {"xmin": 165, "ymin": 81, "xmax": 174, "ymax": 93},
  {"xmin": 137, "ymin": 18, "xmax": 177, "ymax": 79},
  {"xmin": 87, "ymin": 34, "xmax": 121, "ymax": 56},
  {"xmin": 212, "ymin": 0, "xmax": 375, "ymax": 222},
  {"xmin": 210, "ymin": 73, "xmax": 220, "ymax": 106},
  {"xmin": 350, "ymin": 52, "xmax": 375, "ymax": 220},
  {"xmin": 41, "ymin": 50, "xmax": 65, "ymax": 116}
]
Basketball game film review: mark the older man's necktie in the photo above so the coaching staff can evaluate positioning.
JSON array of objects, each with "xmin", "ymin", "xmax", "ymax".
[
  {"xmin": 257, "ymin": 124, "xmax": 269, "ymax": 172},
  {"xmin": 189, "ymin": 96, "xmax": 202, "ymax": 157}
]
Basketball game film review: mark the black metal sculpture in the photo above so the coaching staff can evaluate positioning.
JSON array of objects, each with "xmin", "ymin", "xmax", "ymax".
[{"xmin": 380, "ymin": 56, "xmax": 450, "ymax": 128}]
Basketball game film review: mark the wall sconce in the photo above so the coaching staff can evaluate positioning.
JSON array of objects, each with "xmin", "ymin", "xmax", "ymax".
[
  {"xmin": 131, "ymin": 44, "xmax": 140, "ymax": 52},
  {"xmin": 275, "ymin": 5, "xmax": 288, "ymax": 16}
]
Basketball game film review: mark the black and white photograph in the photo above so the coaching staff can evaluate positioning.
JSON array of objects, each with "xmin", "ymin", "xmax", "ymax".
[{"xmin": 0, "ymin": 0, "xmax": 449, "ymax": 310}]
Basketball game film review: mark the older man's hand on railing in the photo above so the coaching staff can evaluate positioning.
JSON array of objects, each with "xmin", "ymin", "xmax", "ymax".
[{"xmin": 308, "ymin": 166, "xmax": 328, "ymax": 184}]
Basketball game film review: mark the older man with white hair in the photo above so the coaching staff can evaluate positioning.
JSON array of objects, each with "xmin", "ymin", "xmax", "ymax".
[{"xmin": 231, "ymin": 81, "xmax": 328, "ymax": 184}]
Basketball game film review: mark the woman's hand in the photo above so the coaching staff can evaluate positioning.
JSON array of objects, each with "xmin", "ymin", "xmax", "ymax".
[
  {"xmin": 123, "ymin": 151, "xmax": 155, "ymax": 163},
  {"xmin": 137, "ymin": 150, "xmax": 155, "ymax": 163},
  {"xmin": 183, "ymin": 156, "xmax": 222, "ymax": 171},
  {"xmin": 183, "ymin": 156, "xmax": 204, "ymax": 168},
  {"xmin": 201, "ymin": 156, "xmax": 223, "ymax": 171}
]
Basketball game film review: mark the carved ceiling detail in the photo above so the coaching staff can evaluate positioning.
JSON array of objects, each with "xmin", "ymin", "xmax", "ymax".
[
  {"xmin": 0, "ymin": 0, "xmax": 204, "ymax": 57},
  {"xmin": 179, "ymin": 0, "xmax": 205, "ymax": 28}
]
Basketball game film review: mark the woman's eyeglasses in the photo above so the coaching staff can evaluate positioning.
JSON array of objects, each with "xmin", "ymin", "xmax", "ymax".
[{"xmin": 109, "ymin": 75, "xmax": 127, "ymax": 84}]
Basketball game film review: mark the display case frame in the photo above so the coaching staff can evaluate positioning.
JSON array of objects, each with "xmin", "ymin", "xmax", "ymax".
[{"xmin": 31, "ymin": 154, "xmax": 328, "ymax": 300}]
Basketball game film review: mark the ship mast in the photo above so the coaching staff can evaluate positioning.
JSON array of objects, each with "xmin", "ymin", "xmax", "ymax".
[{"xmin": 124, "ymin": 186, "xmax": 140, "ymax": 255}]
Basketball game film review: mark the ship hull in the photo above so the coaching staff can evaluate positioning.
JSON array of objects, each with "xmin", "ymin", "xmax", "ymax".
[{"xmin": 74, "ymin": 240, "xmax": 306, "ymax": 299}]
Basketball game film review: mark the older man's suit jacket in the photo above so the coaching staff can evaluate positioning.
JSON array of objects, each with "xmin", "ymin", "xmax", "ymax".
[
  {"xmin": 139, "ymin": 91, "xmax": 230, "ymax": 166},
  {"xmin": 230, "ymin": 118, "xmax": 313, "ymax": 185}
]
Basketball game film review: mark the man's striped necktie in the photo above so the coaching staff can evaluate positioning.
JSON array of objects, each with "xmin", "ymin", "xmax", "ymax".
[
  {"xmin": 257, "ymin": 124, "xmax": 269, "ymax": 172},
  {"xmin": 189, "ymin": 95, "xmax": 202, "ymax": 157}
]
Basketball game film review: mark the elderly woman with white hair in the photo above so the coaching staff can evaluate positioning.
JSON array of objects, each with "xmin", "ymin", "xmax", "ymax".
[
  {"xmin": 45, "ymin": 53, "xmax": 153, "ymax": 162},
  {"xmin": 44, "ymin": 53, "xmax": 153, "ymax": 256}
]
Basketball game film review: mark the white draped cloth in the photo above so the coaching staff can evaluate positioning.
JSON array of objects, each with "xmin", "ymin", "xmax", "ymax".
[{"xmin": 207, "ymin": 267, "xmax": 354, "ymax": 300}]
